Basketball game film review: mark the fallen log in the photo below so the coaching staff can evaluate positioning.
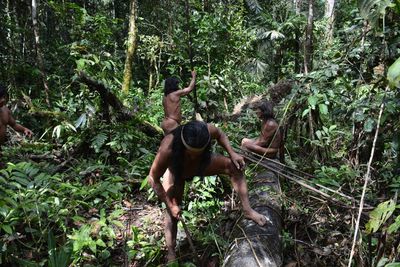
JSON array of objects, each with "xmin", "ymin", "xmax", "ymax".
[
  {"xmin": 76, "ymin": 71, "xmax": 162, "ymax": 138},
  {"xmin": 223, "ymin": 161, "xmax": 283, "ymax": 267}
]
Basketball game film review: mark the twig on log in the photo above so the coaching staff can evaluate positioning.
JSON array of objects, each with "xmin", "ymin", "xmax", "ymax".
[{"xmin": 236, "ymin": 224, "xmax": 263, "ymax": 267}]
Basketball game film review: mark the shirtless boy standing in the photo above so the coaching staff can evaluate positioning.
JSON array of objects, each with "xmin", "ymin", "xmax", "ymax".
[
  {"xmin": 161, "ymin": 71, "xmax": 196, "ymax": 134},
  {"xmin": 0, "ymin": 84, "xmax": 33, "ymax": 154}
]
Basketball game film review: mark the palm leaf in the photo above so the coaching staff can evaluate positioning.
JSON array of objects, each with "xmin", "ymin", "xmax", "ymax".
[{"xmin": 358, "ymin": 0, "xmax": 394, "ymax": 26}]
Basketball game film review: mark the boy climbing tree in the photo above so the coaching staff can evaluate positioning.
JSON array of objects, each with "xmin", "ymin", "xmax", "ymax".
[{"xmin": 161, "ymin": 70, "xmax": 196, "ymax": 134}]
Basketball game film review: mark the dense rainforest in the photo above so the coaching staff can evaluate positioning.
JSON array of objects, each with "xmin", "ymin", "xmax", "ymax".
[{"xmin": 0, "ymin": 0, "xmax": 400, "ymax": 266}]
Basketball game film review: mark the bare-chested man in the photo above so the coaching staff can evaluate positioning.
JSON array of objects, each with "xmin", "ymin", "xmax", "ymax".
[
  {"xmin": 161, "ymin": 71, "xmax": 196, "ymax": 134},
  {"xmin": 241, "ymin": 101, "xmax": 284, "ymax": 162},
  {"xmin": 0, "ymin": 84, "xmax": 33, "ymax": 154},
  {"xmin": 148, "ymin": 121, "xmax": 267, "ymax": 262}
]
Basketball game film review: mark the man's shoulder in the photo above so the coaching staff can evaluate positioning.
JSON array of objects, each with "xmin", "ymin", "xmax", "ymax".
[
  {"xmin": 265, "ymin": 119, "xmax": 278, "ymax": 128},
  {"xmin": 159, "ymin": 134, "xmax": 174, "ymax": 153},
  {"xmin": 0, "ymin": 106, "xmax": 11, "ymax": 114}
]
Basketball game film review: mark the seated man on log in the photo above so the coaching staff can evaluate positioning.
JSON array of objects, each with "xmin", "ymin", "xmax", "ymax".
[
  {"xmin": 0, "ymin": 84, "xmax": 33, "ymax": 165},
  {"xmin": 148, "ymin": 121, "xmax": 267, "ymax": 262},
  {"xmin": 161, "ymin": 70, "xmax": 196, "ymax": 134},
  {"xmin": 241, "ymin": 101, "xmax": 284, "ymax": 162}
]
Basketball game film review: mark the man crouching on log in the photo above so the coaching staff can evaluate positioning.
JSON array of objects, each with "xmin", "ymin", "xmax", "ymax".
[
  {"xmin": 148, "ymin": 121, "xmax": 267, "ymax": 262},
  {"xmin": 241, "ymin": 101, "xmax": 284, "ymax": 162}
]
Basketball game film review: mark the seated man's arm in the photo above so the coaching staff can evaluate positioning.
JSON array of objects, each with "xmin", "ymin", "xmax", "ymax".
[
  {"xmin": 241, "ymin": 138, "xmax": 278, "ymax": 156},
  {"xmin": 8, "ymin": 109, "xmax": 33, "ymax": 137},
  {"xmin": 241, "ymin": 120, "xmax": 279, "ymax": 157},
  {"xmin": 209, "ymin": 123, "xmax": 245, "ymax": 170}
]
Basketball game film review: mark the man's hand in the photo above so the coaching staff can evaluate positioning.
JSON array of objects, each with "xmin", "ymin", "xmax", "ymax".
[
  {"xmin": 24, "ymin": 128, "xmax": 33, "ymax": 138},
  {"xmin": 230, "ymin": 152, "xmax": 245, "ymax": 170},
  {"xmin": 191, "ymin": 70, "xmax": 196, "ymax": 79}
]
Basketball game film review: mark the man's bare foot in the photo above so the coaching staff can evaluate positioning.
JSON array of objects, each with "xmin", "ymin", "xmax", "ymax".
[{"xmin": 243, "ymin": 209, "xmax": 267, "ymax": 226}]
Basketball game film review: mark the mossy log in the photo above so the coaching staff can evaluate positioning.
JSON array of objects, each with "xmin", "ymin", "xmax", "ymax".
[{"xmin": 223, "ymin": 162, "xmax": 283, "ymax": 267}]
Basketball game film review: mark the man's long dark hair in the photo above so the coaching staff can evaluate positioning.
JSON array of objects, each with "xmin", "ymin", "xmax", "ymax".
[
  {"xmin": 171, "ymin": 121, "xmax": 211, "ymax": 183},
  {"xmin": 0, "ymin": 84, "xmax": 7, "ymax": 98},
  {"xmin": 258, "ymin": 101, "xmax": 275, "ymax": 120},
  {"xmin": 164, "ymin": 77, "xmax": 180, "ymax": 96}
]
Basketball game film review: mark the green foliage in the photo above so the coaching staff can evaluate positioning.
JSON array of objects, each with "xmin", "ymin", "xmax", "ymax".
[
  {"xmin": 366, "ymin": 199, "xmax": 396, "ymax": 234},
  {"xmin": 388, "ymin": 57, "xmax": 400, "ymax": 88},
  {"xmin": 69, "ymin": 208, "xmax": 123, "ymax": 263}
]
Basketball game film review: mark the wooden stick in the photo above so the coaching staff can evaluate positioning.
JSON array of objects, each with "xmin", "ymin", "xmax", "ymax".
[{"xmin": 165, "ymin": 207, "xmax": 200, "ymax": 265}]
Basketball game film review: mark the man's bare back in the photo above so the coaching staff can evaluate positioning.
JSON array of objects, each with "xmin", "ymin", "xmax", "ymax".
[{"xmin": 161, "ymin": 71, "xmax": 196, "ymax": 134}]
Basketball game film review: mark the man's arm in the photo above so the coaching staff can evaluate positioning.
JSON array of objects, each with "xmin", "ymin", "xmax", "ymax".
[
  {"xmin": 175, "ymin": 70, "xmax": 196, "ymax": 97},
  {"xmin": 241, "ymin": 139, "xmax": 278, "ymax": 156},
  {"xmin": 8, "ymin": 110, "xmax": 33, "ymax": 137},
  {"xmin": 208, "ymin": 124, "xmax": 245, "ymax": 170}
]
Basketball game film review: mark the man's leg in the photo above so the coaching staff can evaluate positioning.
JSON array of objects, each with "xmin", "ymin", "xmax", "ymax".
[
  {"xmin": 203, "ymin": 155, "xmax": 267, "ymax": 226},
  {"xmin": 162, "ymin": 169, "xmax": 184, "ymax": 262}
]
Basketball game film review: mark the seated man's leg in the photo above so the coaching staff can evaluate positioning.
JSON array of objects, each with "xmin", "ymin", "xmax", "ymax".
[
  {"xmin": 162, "ymin": 169, "xmax": 185, "ymax": 262},
  {"xmin": 203, "ymin": 155, "xmax": 266, "ymax": 226}
]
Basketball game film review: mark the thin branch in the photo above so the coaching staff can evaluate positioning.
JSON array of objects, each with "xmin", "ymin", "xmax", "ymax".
[{"xmin": 347, "ymin": 87, "xmax": 387, "ymax": 266}]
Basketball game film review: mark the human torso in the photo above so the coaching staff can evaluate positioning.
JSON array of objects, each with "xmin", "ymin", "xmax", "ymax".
[
  {"xmin": 260, "ymin": 119, "xmax": 282, "ymax": 149},
  {"xmin": 0, "ymin": 106, "xmax": 10, "ymax": 144},
  {"xmin": 163, "ymin": 94, "xmax": 182, "ymax": 122}
]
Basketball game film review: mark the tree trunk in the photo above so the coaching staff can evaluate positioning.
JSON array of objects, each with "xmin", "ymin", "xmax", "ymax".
[
  {"xmin": 325, "ymin": 0, "xmax": 335, "ymax": 45},
  {"xmin": 294, "ymin": 0, "xmax": 302, "ymax": 15},
  {"xmin": 304, "ymin": 0, "xmax": 314, "ymax": 74},
  {"xmin": 122, "ymin": 0, "xmax": 137, "ymax": 94},
  {"xmin": 184, "ymin": 0, "xmax": 198, "ymax": 116},
  {"xmin": 222, "ymin": 163, "xmax": 283, "ymax": 267},
  {"xmin": 31, "ymin": 0, "xmax": 51, "ymax": 106}
]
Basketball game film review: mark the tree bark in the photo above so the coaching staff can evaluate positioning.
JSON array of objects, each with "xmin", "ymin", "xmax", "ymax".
[
  {"xmin": 324, "ymin": 0, "xmax": 335, "ymax": 45},
  {"xmin": 222, "ymin": 163, "xmax": 283, "ymax": 267},
  {"xmin": 122, "ymin": 0, "xmax": 137, "ymax": 94},
  {"xmin": 304, "ymin": 0, "xmax": 314, "ymax": 74},
  {"xmin": 31, "ymin": 0, "xmax": 51, "ymax": 106},
  {"xmin": 294, "ymin": 0, "xmax": 302, "ymax": 15}
]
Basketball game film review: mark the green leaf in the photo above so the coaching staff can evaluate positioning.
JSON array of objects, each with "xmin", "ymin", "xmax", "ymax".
[
  {"xmin": 316, "ymin": 130, "xmax": 322, "ymax": 140},
  {"xmin": 302, "ymin": 108, "xmax": 310, "ymax": 118},
  {"xmin": 96, "ymin": 239, "xmax": 106, "ymax": 247},
  {"xmin": 318, "ymin": 104, "xmax": 328, "ymax": 115},
  {"xmin": 2, "ymin": 224, "xmax": 13, "ymax": 234},
  {"xmin": 308, "ymin": 96, "xmax": 317, "ymax": 109},
  {"xmin": 388, "ymin": 215, "xmax": 400, "ymax": 234},
  {"xmin": 388, "ymin": 57, "xmax": 400, "ymax": 88},
  {"xmin": 366, "ymin": 199, "xmax": 396, "ymax": 234},
  {"xmin": 364, "ymin": 118, "xmax": 375, "ymax": 133},
  {"xmin": 140, "ymin": 176, "xmax": 148, "ymax": 190}
]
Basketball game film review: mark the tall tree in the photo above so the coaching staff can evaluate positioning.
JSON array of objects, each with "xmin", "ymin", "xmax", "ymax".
[
  {"xmin": 122, "ymin": 0, "xmax": 137, "ymax": 94},
  {"xmin": 325, "ymin": 0, "xmax": 335, "ymax": 45},
  {"xmin": 304, "ymin": 0, "xmax": 314, "ymax": 74},
  {"xmin": 31, "ymin": 0, "xmax": 51, "ymax": 106}
]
